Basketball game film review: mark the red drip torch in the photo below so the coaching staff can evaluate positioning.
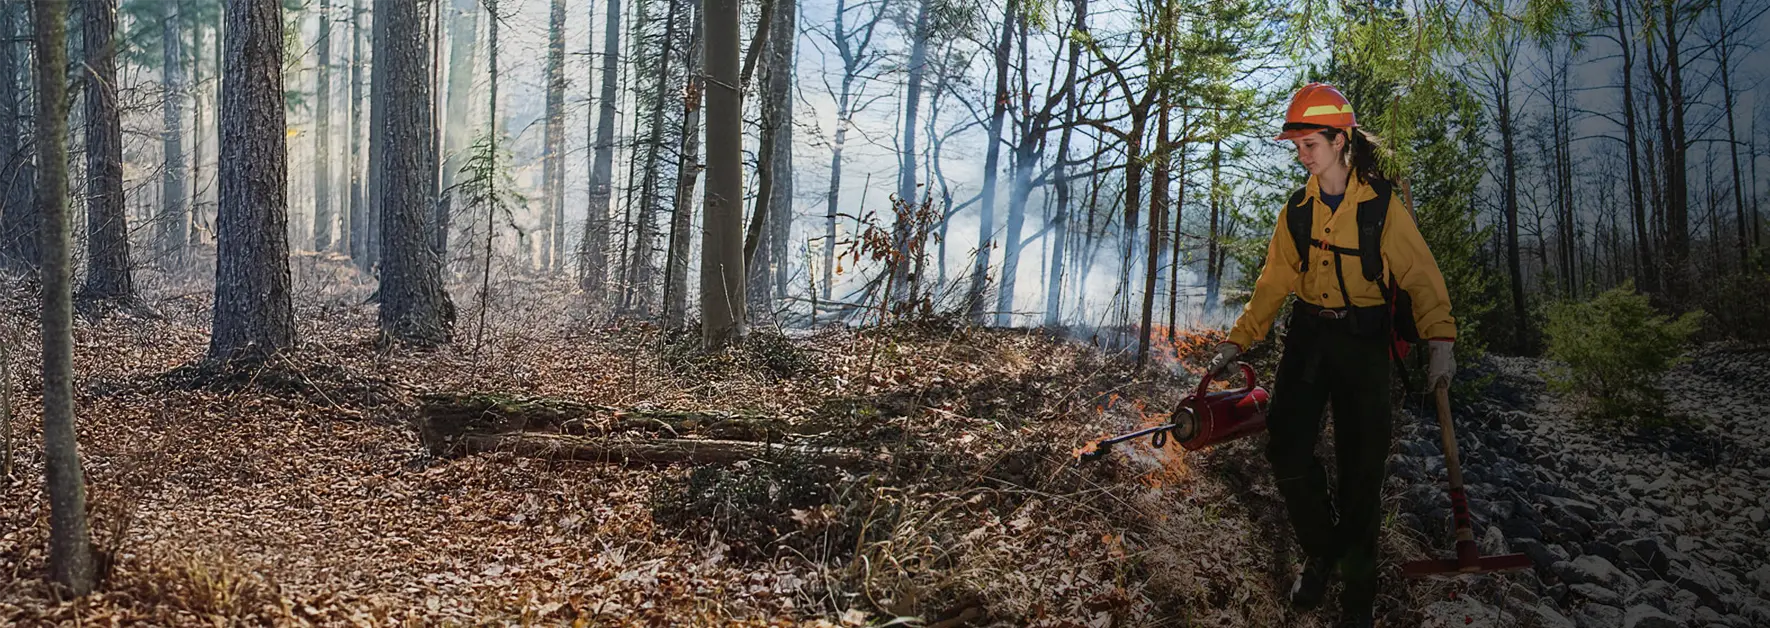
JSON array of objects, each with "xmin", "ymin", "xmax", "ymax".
[{"xmin": 1079, "ymin": 362, "xmax": 1271, "ymax": 462}]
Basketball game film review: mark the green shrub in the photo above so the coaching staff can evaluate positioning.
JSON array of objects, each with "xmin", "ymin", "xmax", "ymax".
[{"xmin": 1541, "ymin": 281, "xmax": 1703, "ymax": 425}]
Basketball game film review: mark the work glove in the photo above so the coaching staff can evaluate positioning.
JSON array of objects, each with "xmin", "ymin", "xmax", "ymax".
[
  {"xmin": 1205, "ymin": 342, "xmax": 1241, "ymax": 379},
  {"xmin": 1427, "ymin": 339, "xmax": 1455, "ymax": 391}
]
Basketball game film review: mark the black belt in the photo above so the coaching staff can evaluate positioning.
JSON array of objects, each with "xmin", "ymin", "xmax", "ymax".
[{"xmin": 1296, "ymin": 301, "xmax": 1351, "ymax": 320}]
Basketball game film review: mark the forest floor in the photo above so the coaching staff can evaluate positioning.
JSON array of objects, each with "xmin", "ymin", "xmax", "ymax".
[{"xmin": 0, "ymin": 254, "xmax": 1696, "ymax": 627}]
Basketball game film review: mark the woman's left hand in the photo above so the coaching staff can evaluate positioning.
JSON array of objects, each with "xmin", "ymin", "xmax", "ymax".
[{"xmin": 1427, "ymin": 340, "xmax": 1455, "ymax": 390}]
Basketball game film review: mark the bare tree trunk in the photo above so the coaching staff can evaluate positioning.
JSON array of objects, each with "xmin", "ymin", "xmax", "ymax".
[
  {"xmin": 34, "ymin": 0, "xmax": 95, "ymax": 595},
  {"xmin": 889, "ymin": 0, "xmax": 930, "ymax": 302},
  {"xmin": 366, "ymin": 0, "xmax": 388, "ymax": 272},
  {"xmin": 161, "ymin": 0, "xmax": 189, "ymax": 267},
  {"xmin": 80, "ymin": 0, "xmax": 135, "ymax": 306},
  {"xmin": 1656, "ymin": 0, "xmax": 1690, "ymax": 300},
  {"xmin": 767, "ymin": 0, "xmax": 795, "ymax": 301},
  {"xmin": 1045, "ymin": 0, "xmax": 1085, "ymax": 328},
  {"xmin": 0, "ymin": 3, "xmax": 32, "ymax": 273},
  {"xmin": 211, "ymin": 0, "xmax": 295, "ymax": 362},
  {"xmin": 663, "ymin": 0, "xmax": 703, "ymax": 330},
  {"xmin": 749, "ymin": 0, "xmax": 794, "ymax": 310},
  {"xmin": 440, "ymin": 0, "xmax": 477, "ymax": 266},
  {"xmin": 1611, "ymin": 0, "xmax": 1654, "ymax": 292},
  {"xmin": 581, "ymin": 0, "xmax": 621, "ymax": 305},
  {"xmin": 1203, "ymin": 139, "xmax": 1221, "ymax": 313},
  {"xmin": 189, "ymin": 11, "xmax": 206, "ymax": 249},
  {"xmin": 1711, "ymin": 3, "xmax": 1747, "ymax": 268},
  {"xmin": 314, "ymin": 0, "xmax": 335, "ymax": 252},
  {"xmin": 966, "ymin": 2, "xmax": 1013, "ymax": 322},
  {"xmin": 1139, "ymin": 74, "xmax": 1169, "ymax": 369},
  {"xmin": 702, "ymin": 0, "xmax": 745, "ymax": 348},
  {"xmin": 542, "ymin": 0, "xmax": 565, "ymax": 271},
  {"xmin": 625, "ymin": 0, "xmax": 680, "ymax": 314},
  {"xmin": 348, "ymin": 0, "xmax": 367, "ymax": 264}
]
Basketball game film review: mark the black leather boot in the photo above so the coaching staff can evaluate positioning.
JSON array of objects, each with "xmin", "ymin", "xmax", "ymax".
[{"xmin": 1289, "ymin": 556, "xmax": 1335, "ymax": 610}]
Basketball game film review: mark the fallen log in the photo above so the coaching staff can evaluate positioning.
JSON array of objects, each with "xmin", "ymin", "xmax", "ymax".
[
  {"xmin": 415, "ymin": 393, "xmax": 796, "ymax": 442},
  {"xmin": 428, "ymin": 431, "xmax": 890, "ymax": 469}
]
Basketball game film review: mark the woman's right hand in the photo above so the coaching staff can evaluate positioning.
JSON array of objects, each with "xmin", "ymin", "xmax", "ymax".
[{"xmin": 1205, "ymin": 342, "xmax": 1241, "ymax": 378}]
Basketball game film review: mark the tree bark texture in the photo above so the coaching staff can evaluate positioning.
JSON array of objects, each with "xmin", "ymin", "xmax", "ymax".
[
  {"xmin": 377, "ymin": 0, "xmax": 454, "ymax": 346},
  {"xmin": 314, "ymin": 0, "xmax": 335, "ymax": 252},
  {"xmin": 702, "ymin": 0, "xmax": 744, "ymax": 348},
  {"xmin": 626, "ymin": 0, "xmax": 681, "ymax": 314},
  {"xmin": 80, "ymin": 0, "xmax": 135, "ymax": 305},
  {"xmin": 749, "ymin": 0, "xmax": 795, "ymax": 309},
  {"xmin": 440, "ymin": 0, "xmax": 478, "ymax": 264},
  {"xmin": 35, "ymin": 0, "xmax": 97, "ymax": 595},
  {"xmin": 664, "ymin": 2, "xmax": 703, "ymax": 331},
  {"xmin": 889, "ymin": 0, "xmax": 930, "ymax": 303},
  {"xmin": 543, "ymin": 0, "xmax": 565, "ymax": 271},
  {"xmin": 348, "ymin": 0, "xmax": 367, "ymax": 264},
  {"xmin": 211, "ymin": 0, "xmax": 295, "ymax": 363},
  {"xmin": 0, "ymin": 3, "xmax": 36, "ymax": 274},
  {"xmin": 581, "ymin": 0, "xmax": 620, "ymax": 302},
  {"xmin": 160, "ymin": 0, "xmax": 189, "ymax": 267},
  {"xmin": 966, "ymin": 4, "xmax": 1014, "ymax": 322}
]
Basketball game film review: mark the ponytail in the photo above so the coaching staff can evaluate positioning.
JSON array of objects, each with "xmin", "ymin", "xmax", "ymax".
[{"xmin": 1323, "ymin": 127, "xmax": 1392, "ymax": 186}]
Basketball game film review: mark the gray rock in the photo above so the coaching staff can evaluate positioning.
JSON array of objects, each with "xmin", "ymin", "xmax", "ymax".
[
  {"xmin": 1620, "ymin": 538, "xmax": 1672, "ymax": 575},
  {"xmin": 1570, "ymin": 583, "xmax": 1622, "ymax": 606},
  {"xmin": 1502, "ymin": 516, "xmax": 1544, "ymax": 540},
  {"xmin": 1574, "ymin": 603, "xmax": 1625, "ymax": 628},
  {"xmin": 1621, "ymin": 604, "xmax": 1680, "ymax": 628},
  {"xmin": 1553, "ymin": 555, "xmax": 1631, "ymax": 589},
  {"xmin": 1514, "ymin": 537, "xmax": 1564, "ymax": 570},
  {"xmin": 1622, "ymin": 580, "xmax": 1676, "ymax": 612},
  {"xmin": 1523, "ymin": 603, "xmax": 1576, "ymax": 628},
  {"xmin": 1582, "ymin": 541, "xmax": 1622, "ymax": 565},
  {"xmin": 1748, "ymin": 507, "xmax": 1767, "ymax": 533},
  {"xmin": 1666, "ymin": 560, "xmax": 1735, "ymax": 611},
  {"xmin": 1546, "ymin": 496, "xmax": 1603, "ymax": 520},
  {"xmin": 1748, "ymin": 564, "xmax": 1770, "ymax": 598}
]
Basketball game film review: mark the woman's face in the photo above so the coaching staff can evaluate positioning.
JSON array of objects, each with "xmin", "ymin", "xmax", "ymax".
[{"xmin": 1294, "ymin": 131, "xmax": 1345, "ymax": 177}]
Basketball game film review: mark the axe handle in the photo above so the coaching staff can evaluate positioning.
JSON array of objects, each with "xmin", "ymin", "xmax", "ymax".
[{"xmin": 1434, "ymin": 387, "xmax": 1478, "ymax": 552}]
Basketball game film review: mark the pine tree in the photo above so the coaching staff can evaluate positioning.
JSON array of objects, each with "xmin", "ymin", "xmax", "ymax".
[{"xmin": 211, "ymin": 0, "xmax": 296, "ymax": 362}]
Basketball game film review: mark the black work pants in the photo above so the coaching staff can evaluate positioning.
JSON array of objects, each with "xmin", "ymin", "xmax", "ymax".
[{"xmin": 1265, "ymin": 309, "xmax": 1393, "ymax": 616}]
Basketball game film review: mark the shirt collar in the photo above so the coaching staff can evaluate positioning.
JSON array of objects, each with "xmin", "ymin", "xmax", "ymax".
[{"xmin": 1305, "ymin": 169, "xmax": 1376, "ymax": 205}]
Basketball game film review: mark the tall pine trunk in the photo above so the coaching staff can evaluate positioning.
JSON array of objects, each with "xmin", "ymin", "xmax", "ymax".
[
  {"xmin": 366, "ymin": 0, "xmax": 388, "ymax": 272},
  {"xmin": 36, "ymin": 0, "xmax": 95, "ymax": 595},
  {"xmin": 211, "ymin": 0, "xmax": 295, "ymax": 362},
  {"xmin": 377, "ymin": 0, "xmax": 455, "ymax": 345},
  {"xmin": 80, "ymin": 0, "xmax": 134, "ymax": 305},
  {"xmin": 161, "ymin": 0, "xmax": 189, "ymax": 267},
  {"xmin": 702, "ymin": 0, "xmax": 745, "ymax": 348},
  {"xmin": 582, "ymin": 0, "xmax": 622, "ymax": 302},
  {"xmin": 314, "ymin": 0, "xmax": 335, "ymax": 251}
]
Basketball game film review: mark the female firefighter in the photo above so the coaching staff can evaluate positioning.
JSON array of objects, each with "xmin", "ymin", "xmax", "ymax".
[{"xmin": 1202, "ymin": 83, "xmax": 1456, "ymax": 627}]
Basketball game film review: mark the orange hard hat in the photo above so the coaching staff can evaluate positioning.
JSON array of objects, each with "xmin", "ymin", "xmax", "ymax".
[{"xmin": 1275, "ymin": 82, "xmax": 1357, "ymax": 141}]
